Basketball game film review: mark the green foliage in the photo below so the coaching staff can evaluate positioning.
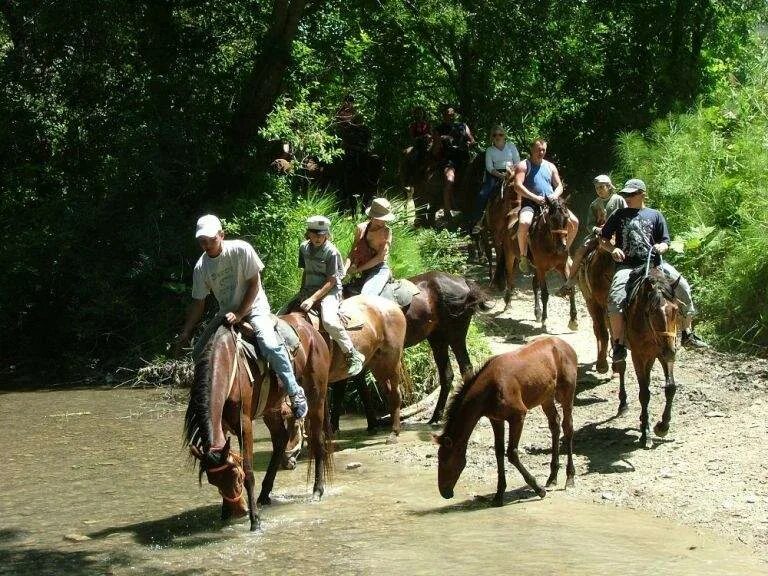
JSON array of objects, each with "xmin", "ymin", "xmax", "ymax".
[{"xmin": 616, "ymin": 40, "xmax": 768, "ymax": 349}]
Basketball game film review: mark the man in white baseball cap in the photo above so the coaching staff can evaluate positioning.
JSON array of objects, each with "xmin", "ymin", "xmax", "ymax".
[{"xmin": 176, "ymin": 214, "xmax": 309, "ymax": 443}]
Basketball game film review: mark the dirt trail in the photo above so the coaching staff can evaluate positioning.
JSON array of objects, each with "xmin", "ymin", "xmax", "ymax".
[{"xmin": 393, "ymin": 277, "xmax": 768, "ymax": 561}]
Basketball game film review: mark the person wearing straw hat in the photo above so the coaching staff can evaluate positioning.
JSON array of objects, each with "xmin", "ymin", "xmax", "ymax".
[
  {"xmin": 345, "ymin": 197, "xmax": 395, "ymax": 296},
  {"xmin": 299, "ymin": 215, "xmax": 366, "ymax": 377},
  {"xmin": 175, "ymin": 214, "xmax": 308, "ymax": 426},
  {"xmin": 599, "ymin": 179, "xmax": 708, "ymax": 370},
  {"xmin": 556, "ymin": 174, "xmax": 626, "ymax": 297}
]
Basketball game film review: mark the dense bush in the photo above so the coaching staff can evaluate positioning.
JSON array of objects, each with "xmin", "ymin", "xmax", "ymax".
[{"xmin": 615, "ymin": 41, "xmax": 768, "ymax": 350}]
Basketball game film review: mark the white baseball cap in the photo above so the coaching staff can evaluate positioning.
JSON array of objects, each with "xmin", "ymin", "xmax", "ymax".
[{"xmin": 195, "ymin": 214, "xmax": 222, "ymax": 238}]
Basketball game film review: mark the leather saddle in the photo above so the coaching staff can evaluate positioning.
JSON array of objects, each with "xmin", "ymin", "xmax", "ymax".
[
  {"xmin": 344, "ymin": 278, "xmax": 421, "ymax": 309},
  {"xmin": 238, "ymin": 315, "xmax": 301, "ymax": 370}
]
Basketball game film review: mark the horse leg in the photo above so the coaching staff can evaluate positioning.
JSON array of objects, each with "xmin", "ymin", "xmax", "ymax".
[
  {"xmin": 449, "ymin": 328, "xmax": 473, "ymax": 380},
  {"xmin": 354, "ymin": 372, "xmax": 379, "ymax": 434},
  {"xmin": 560, "ymin": 392, "xmax": 576, "ymax": 487},
  {"xmin": 427, "ymin": 338, "xmax": 453, "ymax": 425},
  {"xmin": 506, "ymin": 411, "xmax": 546, "ymax": 498},
  {"xmin": 540, "ymin": 273, "xmax": 549, "ymax": 330},
  {"xmin": 307, "ymin": 388, "xmax": 328, "ymax": 500},
  {"xmin": 491, "ymin": 419, "xmax": 507, "ymax": 506},
  {"xmin": 589, "ymin": 303, "xmax": 609, "ymax": 374},
  {"xmin": 532, "ymin": 275, "xmax": 543, "ymax": 324},
  {"xmin": 541, "ymin": 400, "xmax": 561, "ymax": 487},
  {"xmin": 257, "ymin": 411, "xmax": 289, "ymax": 508},
  {"xmin": 617, "ymin": 357, "xmax": 629, "ymax": 415},
  {"xmin": 654, "ymin": 360, "xmax": 677, "ymax": 438},
  {"xmin": 373, "ymin": 362, "xmax": 402, "ymax": 444},
  {"xmin": 239, "ymin": 417, "xmax": 261, "ymax": 531},
  {"xmin": 636, "ymin": 360, "xmax": 654, "ymax": 449},
  {"xmin": 503, "ymin": 247, "xmax": 517, "ymax": 310},
  {"xmin": 568, "ymin": 284, "xmax": 578, "ymax": 331},
  {"xmin": 330, "ymin": 380, "xmax": 346, "ymax": 434}
]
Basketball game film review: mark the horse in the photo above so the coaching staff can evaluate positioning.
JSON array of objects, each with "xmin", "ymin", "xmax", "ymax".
[
  {"xmin": 577, "ymin": 245, "xmax": 615, "ymax": 374},
  {"xmin": 474, "ymin": 171, "xmax": 518, "ymax": 281},
  {"xmin": 616, "ymin": 258, "xmax": 681, "ymax": 448},
  {"xmin": 330, "ymin": 271, "xmax": 493, "ymax": 434},
  {"xmin": 183, "ymin": 315, "xmax": 333, "ymax": 531},
  {"xmin": 434, "ymin": 336, "xmax": 577, "ymax": 506},
  {"xmin": 494, "ymin": 195, "xmax": 578, "ymax": 331}
]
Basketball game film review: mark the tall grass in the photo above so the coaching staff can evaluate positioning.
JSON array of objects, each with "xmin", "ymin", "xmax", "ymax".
[{"xmin": 616, "ymin": 41, "xmax": 768, "ymax": 350}]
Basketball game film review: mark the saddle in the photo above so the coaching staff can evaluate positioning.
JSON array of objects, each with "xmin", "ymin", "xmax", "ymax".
[{"xmin": 344, "ymin": 277, "xmax": 421, "ymax": 309}]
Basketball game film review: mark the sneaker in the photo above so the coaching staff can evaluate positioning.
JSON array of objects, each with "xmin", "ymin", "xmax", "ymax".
[
  {"xmin": 681, "ymin": 331, "xmax": 709, "ymax": 349},
  {"xmin": 611, "ymin": 343, "xmax": 627, "ymax": 370},
  {"xmin": 346, "ymin": 350, "xmax": 365, "ymax": 377},
  {"xmin": 289, "ymin": 388, "xmax": 308, "ymax": 420},
  {"xmin": 519, "ymin": 255, "xmax": 530, "ymax": 274}
]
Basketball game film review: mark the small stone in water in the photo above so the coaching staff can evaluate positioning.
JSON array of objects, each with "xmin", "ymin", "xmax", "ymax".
[
  {"xmin": 64, "ymin": 533, "xmax": 91, "ymax": 542},
  {"xmin": 346, "ymin": 462, "xmax": 362, "ymax": 470}
]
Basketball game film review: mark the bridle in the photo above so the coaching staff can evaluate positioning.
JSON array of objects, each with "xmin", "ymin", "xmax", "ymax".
[{"xmin": 205, "ymin": 452, "xmax": 245, "ymax": 504}]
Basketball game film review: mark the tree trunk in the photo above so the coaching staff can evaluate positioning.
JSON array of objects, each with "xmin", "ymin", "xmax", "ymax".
[{"xmin": 207, "ymin": 0, "xmax": 309, "ymax": 198}]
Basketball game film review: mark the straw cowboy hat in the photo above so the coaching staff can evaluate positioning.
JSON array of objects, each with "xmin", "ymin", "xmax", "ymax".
[{"xmin": 365, "ymin": 198, "xmax": 396, "ymax": 221}]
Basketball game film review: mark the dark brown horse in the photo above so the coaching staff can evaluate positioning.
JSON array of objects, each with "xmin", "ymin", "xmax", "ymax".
[
  {"xmin": 435, "ymin": 336, "xmax": 577, "ymax": 506},
  {"xmin": 617, "ymin": 262, "xmax": 681, "ymax": 448},
  {"xmin": 495, "ymin": 195, "xmax": 578, "ymax": 331},
  {"xmin": 475, "ymin": 171, "xmax": 518, "ymax": 281},
  {"xmin": 577, "ymin": 246, "xmax": 615, "ymax": 374},
  {"xmin": 183, "ymin": 315, "xmax": 333, "ymax": 531},
  {"xmin": 331, "ymin": 272, "xmax": 493, "ymax": 433}
]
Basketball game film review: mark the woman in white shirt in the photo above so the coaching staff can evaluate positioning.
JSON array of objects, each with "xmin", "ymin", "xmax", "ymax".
[{"xmin": 470, "ymin": 125, "xmax": 520, "ymax": 233}]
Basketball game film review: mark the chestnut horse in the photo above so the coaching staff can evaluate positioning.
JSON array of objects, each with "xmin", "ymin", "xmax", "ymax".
[
  {"xmin": 616, "ymin": 258, "xmax": 681, "ymax": 448},
  {"xmin": 494, "ymin": 195, "xmax": 578, "ymax": 331},
  {"xmin": 183, "ymin": 315, "xmax": 332, "ymax": 531},
  {"xmin": 331, "ymin": 272, "xmax": 493, "ymax": 433},
  {"xmin": 435, "ymin": 336, "xmax": 577, "ymax": 506},
  {"xmin": 577, "ymin": 246, "xmax": 615, "ymax": 374}
]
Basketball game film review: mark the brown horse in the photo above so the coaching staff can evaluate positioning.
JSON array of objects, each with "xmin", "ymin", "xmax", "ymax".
[
  {"xmin": 183, "ymin": 315, "xmax": 333, "ymax": 531},
  {"xmin": 475, "ymin": 172, "xmax": 518, "ymax": 281},
  {"xmin": 494, "ymin": 195, "xmax": 578, "ymax": 331},
  {"xmin": 435, "ymin": 336, "xmax": 577, "ymax": 506},
  {"xmin": 616, "ymin": 262, "xmax": 680, "ymax": 448},
  {"xmin": 577, "ymin": 246, "xmax": 615, "ymax": 374},
  {"xmin": 330, "ymin": 271, "xmax": 493, "ymax": 434}
]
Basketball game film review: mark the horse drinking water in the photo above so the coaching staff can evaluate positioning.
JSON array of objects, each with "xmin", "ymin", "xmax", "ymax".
[
  {"xmin": 435, "ymin": 337, "xmax": 577, "ymax": 506},
  {"xmin": 183, "ymin": 315, "xmax": 333, "ymax": 531}
]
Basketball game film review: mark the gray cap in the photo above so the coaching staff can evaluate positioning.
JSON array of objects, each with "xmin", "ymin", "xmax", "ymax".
[
  {"xmin": 619, "ymin": 178, "xmax": 647, "ymax": 196},
  {"xmin": 306, "ymin": 215, "xmax": 331, "ymax": 235},
  {"xmin": 593, "ymin": 174, "xmax": 615, "ymax": 189}
]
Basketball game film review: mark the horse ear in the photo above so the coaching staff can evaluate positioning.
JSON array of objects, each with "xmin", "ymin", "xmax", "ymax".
[{"xmin": 671, "ymin": 274, "xmax": 682, "ymax": 291}]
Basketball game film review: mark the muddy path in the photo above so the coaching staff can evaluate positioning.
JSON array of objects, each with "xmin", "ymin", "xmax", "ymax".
[{"xmin": 391, "ymin": 272, "xmax": 768, "ymax": 562}]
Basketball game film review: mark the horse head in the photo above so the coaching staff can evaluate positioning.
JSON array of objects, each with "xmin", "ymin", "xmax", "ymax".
[
  {"xmin": 190, "ymin": 437, "xmax": 248, "ymax": 519},
  {"xmin": 544, "ymin": 195, "xmax": 570, "ymax": 253},
  {"xmin": 433, "ymin": 433, "xmax": 466, "ymax": 499},
  {"xmin": 629, "ymin": 267, "xmax": 679, "ymax": 362}
]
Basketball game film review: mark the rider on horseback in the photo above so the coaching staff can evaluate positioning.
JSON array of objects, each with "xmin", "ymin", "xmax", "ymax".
[
  {"xmin": 345, "ymin": 197, "xmax": 395, "ymax": 296},
  {"xmin": 176, "ymin": 214, "xmax": 309, "ymax": 425},
  {"xmin": 299, "ymin": 215, "xmax": 366, "ymax": 377},
  {"xmin": 514, "ymin": 139, "xmax": 579, "ymax": 273},
  {"xmin": 470, "ymin": 125, "xmax": 520, "ymax": 235},
  {"xmin": 556, "ymin": 174, "xmax": 626, "ymax": 297},
  {"xmin": 599, "ymin": 179, "xmax": 708, "ymax": 370},
  {"xmin": 434, "ymin": 105, "xmax": 475, "ymax": 216}
]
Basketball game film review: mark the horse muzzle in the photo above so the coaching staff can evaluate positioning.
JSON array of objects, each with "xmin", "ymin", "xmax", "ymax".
[{"xmin": 439, "ymin": 486, "xmax": 455, "ymax": 499}]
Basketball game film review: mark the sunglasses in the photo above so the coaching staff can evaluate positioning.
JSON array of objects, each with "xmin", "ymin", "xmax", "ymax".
[{"xmin": 492, "ymin": 133, "xmax": 505, "ymax": 137}]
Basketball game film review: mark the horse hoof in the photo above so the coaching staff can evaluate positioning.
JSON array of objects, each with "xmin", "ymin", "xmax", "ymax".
[
  {"xmin": 386, "ymin": 433, "xmax": 399, "ymax": 445},
  {"xmin": 565, "ymin": 477, "xmax": 575, "ymax": 489},
  {"xmin": 257, "ymin": 495, "xmax": 271, "ymax": 506},
  {"xmin": 617, "ymin": 402, "xmax": 629, "ymax": 416},
  {"xmin": 640, "ymin": 435, "xmax": 653, "ymax": 450},
  {"xmin": 653, "ymin": 421, "xmax": 670, "ymax": 437},
  {"xmin": 568, "ymin": 320, "xmax": 578, "ymax": 331},
  {"xmin": 492, "ymin": 496, "xmax": 504, "ymax": 507},
  {"xmin": 545, "ymin": 477, "xmax": 557, "ymax": 488},
  {"xmin": 596, "ymin": 360, "xmax": 609, "ymax": 374},
  {"xmin": 541, "ymin": 322, "xmax": 548, "ymax": 332},
  {"xmin": 312, "ymin": 490, "xmax": 323, "ymax": 502},
  {"xmin": 536, "ymin": 487, "xmax": 547, "ymax": 499},
  {"xmin": 249, "ymin": 519, "xmax": 261, "ymax": 532}
]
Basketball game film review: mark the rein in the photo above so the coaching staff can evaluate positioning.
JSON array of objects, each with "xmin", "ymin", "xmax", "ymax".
[{"xmin": 638, "ymin": 247, "xmax": 678, "ymax": 345}]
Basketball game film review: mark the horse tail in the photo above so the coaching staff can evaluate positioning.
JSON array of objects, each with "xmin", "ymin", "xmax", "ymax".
[
  {"xmin": 319, "ymin": 390, "xmax": 335, "ymax": 481},
  {"xmin": 465, "ymin": 279, "xmax": 494, "ymax": 312}
]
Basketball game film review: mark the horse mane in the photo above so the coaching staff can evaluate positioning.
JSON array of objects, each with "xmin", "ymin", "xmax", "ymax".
[
  {"xmin": 431, "ymin": 272, "xmax": 491, "ymax": 319},
  {"xmin": 442, "ymin": 357, "xmax": 494, "ymax": 435},
  {"xmin": 182, "ymin": 322, "xmax": 226, "ymax": 459}
]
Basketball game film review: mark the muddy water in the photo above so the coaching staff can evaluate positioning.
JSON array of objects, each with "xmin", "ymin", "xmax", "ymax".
[{"xmin": 1, "ymin": 389, "xmax": 765, "ymax": 576}]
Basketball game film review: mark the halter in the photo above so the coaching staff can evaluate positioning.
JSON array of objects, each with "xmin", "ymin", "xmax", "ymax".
[
  {"xmin": 205, "ymin": 452, "xmax": 245, "ymax": 504},
  {"xmin": 539, "ymin": 204, "xmax": 569, "ymax": 238}
]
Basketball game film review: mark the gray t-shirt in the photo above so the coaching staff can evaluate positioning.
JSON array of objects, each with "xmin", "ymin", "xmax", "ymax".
[
  {"xmin": 299, "ymin": 239, "xmax": 343, "ymax": 296},
  {"xmin": 192, "ymin": 239, "xmax": 270, "ymax": 316},
  {"xmin": 588, "ymin": 194, "xmax": 627, "ymax": 230}
]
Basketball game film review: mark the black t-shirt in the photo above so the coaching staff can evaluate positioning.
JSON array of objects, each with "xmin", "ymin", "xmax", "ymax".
[{"xmin": 601, "ymin": 207, "xmax": 671, "ymax": 268}]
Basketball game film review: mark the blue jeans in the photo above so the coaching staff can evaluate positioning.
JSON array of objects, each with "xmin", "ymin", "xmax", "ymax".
[
  {"xmin": 360, "ymin": 263, "xmax": 391, "ymax": 296},
  {"xmin": 471, "ymin": 173, "xmax": 502, "ymax": 226},
  {"xmin": 248, "ymin": 313, "xmax": 301, "ymax": 397}
]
